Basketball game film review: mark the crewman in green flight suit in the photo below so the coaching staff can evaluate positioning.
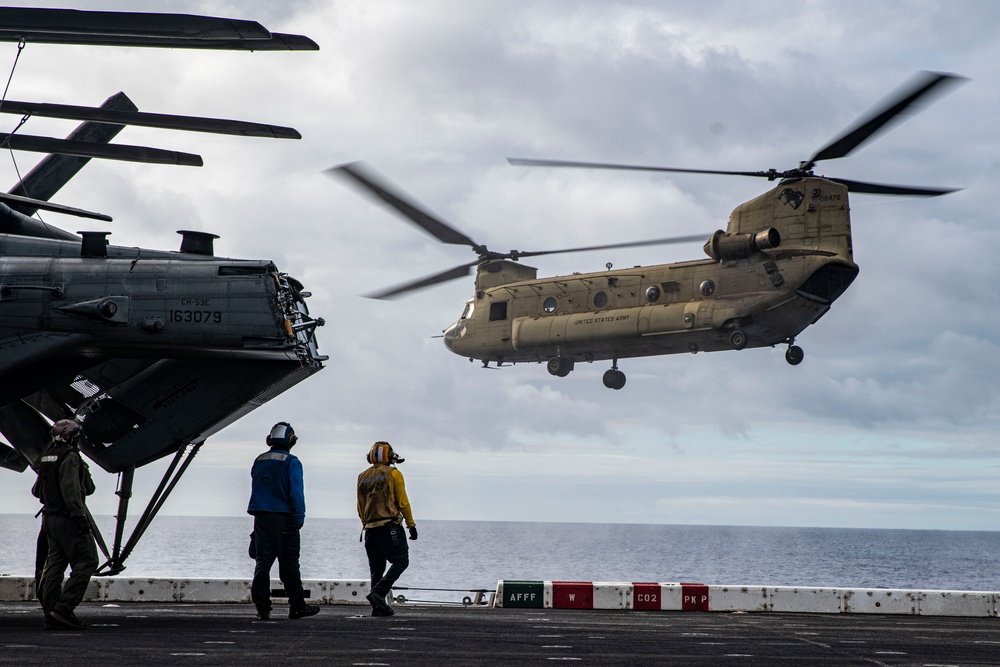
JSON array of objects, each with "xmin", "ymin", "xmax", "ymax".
[{"xmin": 32, "ymin": 419, "xmax": 98, "ymax": 631}]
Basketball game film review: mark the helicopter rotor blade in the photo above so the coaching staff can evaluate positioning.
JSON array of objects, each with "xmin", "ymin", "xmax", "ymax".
[
  {"xmin": 508, "ymin": 157, "xmax": 771, "ymax": 179},
  {"xmin": 0, "ymin": 100, "xmax": 301, "ymax": 139},
  {"xmin": 511, "ymin": 72, "xmax": 965, "ymax": 195},
  {"xmin": 0, "ymin": 192, "xmax": 111, "ymax": 221},
  {"xmin": 803, "ymin": 71, "xmax": 967, "ymax": 171},
  {"xmin": 515, "ymin": 233, "xmax": 708, "ymax": 259},
  {"xmin": 0, "ymin": 132, "xmax": 203, "ymax": 166},
  {"xmin": 365, "ymin": 261, "xmax": 477, "ymax": 300},
  {"xmin": 328, "ymin": 162, "xmax": 481, "ymax": 249},
  {"xmin": 0, "ymin": 8, "xmax": 319, "ymax": 51},
  {"xmin": 828, "ymin": 178, "xmax": 959, "ymax": 197}
]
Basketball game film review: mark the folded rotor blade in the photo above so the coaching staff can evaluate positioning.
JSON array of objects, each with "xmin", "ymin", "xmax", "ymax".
[
  {"xmin": 11, "ymin": 33, "xmax": 321, "ymax": 51},
  {"xmin": 0, "ymin": 8, "xmax": 270, "ymax": 40},
  {"xmin": 0, "ymin": 133, "xmax": 202, "ymax": 166},
  {"xmin": 158, "ymin": 33, "xmax": 318, "ymax": 51},
  {"xmin": 515, "ymin": 234, "xmax": 708, "ymax": 260},
  {"xmin": 508, "ymin": 157, "xmax": 769, "ymax": 179},
  {"xmin": 829, "ymin": 178, "xmax": 960, "ymax": 197},
  {"xmin": 329, "ymin": 162, "xmax": 479, "ymax": 247},
  {"xmin": 365, "ymin": 262, "xmax": 477, "ymax": 300},
  {"xmin": 7, "ymin": 91, "xmax": 134, "ymax": 216},
  {"xmin": 0, "ymin": 8, "xmax": 319, "ymax": 50},
  {"xmin": 0, "ymin": 192, "xmax": 111, "ymax": 221},
  {"xmin": 0, "ymin": 100, "xmax": 300, "ymax": 139},
  {"xmin": 804, "ymin": 71, "xmax": 967, "ymax": 170}
]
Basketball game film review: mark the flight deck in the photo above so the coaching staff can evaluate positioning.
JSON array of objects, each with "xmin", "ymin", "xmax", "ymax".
[{"xmin": 2, "ymin": 600, "xmax": 999, "ymax": 666}]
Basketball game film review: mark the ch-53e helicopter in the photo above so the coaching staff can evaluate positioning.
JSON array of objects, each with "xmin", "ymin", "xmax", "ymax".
[
  {"xmin": 333, "ymin": 71, "xmax": 962, "ymax": 391},
  {"xmin": 0, "ymin": 8, "xmax": 324, "ymax": 574}
]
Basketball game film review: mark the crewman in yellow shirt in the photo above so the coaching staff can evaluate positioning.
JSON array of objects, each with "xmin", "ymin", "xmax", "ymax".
[{"xmin": 357, "ymin": 441, "xmax": 417, "ymax": 616}]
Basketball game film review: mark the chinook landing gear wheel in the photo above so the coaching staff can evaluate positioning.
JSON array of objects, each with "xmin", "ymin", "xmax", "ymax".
[
  {"xmin": 729, "ymin": 329, "xmax": 748, "ymax": 350},
  {"xmin": 602, "ymin": 369, "xmax": 626, "ymax": 390},
  {"xmin": 546, "ymin": 356, "xmax": 574, "ymax": 377},
  {"xmin": 785, "ymin": 345, "xmax": 804, "ymax": 366}
]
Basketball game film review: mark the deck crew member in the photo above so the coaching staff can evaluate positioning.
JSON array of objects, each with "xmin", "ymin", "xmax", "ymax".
[
  {"xmin": 32, "ymin": 419, "xmax": 98, "ymax": 631},
  {"xmin": 357, "ymin": 441, "xmax": 417, "ymax": 616},
  {"xmin": 247, "ymin": 422, "xmax": 320, "ymax": 621}
]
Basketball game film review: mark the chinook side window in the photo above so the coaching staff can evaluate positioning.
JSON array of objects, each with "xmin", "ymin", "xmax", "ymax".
[
  {"xmin": 543, "ymin": 297, "xmax": 557, "ymax": 313},
  {"xmin": 593, "ymin": 291, "xmax": 608, "ymax": 308},
  {"xmin": 460, "ymin": 301, "xmax": 474, "ymax": 320},
  {"xmin": 489, "ymin": 301, "xmax": 508, "ymax": 321}
]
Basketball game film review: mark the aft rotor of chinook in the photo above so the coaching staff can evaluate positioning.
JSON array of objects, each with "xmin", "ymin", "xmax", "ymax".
[{"xmin": 509, "ymin": 71, "xmax": 964, "ymax": 198}]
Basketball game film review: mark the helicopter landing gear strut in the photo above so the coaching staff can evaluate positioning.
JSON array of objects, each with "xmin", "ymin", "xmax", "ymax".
[
  {"xmin": 546, "ymin": 356, "xmax": 574, "ymax": 377},
  {"xmin": 603, "ymin": 360, "xmax": 626, "ymax": 390},
  {"xmin": 785, "ymin": 341, "xmax": 804, "ymax": 366},
  {"xmin": 91, "ymin": 440, "xmax": 204, "ymax": 576}
]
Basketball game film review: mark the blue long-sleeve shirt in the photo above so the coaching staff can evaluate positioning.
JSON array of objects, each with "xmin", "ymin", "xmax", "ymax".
[{"xmin": 247, "ymin": 449, "xmax": 306, "ymax": 525}]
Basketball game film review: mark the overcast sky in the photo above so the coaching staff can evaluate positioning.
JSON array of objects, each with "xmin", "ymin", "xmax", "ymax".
[{"xmin": 2, "ymin": 0, "xmax": 999, "ymax": 533}]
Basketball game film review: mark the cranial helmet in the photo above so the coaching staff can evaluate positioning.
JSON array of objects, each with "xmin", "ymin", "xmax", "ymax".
[
  {"xmin": 368, "ymin": 441, "xmax": 403, "ymax": 465},
  {"xmin": 51, "ymin": 419, "xmax": 82, "ymax": 443},
  {"xmin": 266, "ymin": 422, "xmax": 297, "ymax": 448}
]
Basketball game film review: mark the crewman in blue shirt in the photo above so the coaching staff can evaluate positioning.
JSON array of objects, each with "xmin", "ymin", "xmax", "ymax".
[{"xmin": 247, "ymin": 422, "xmax": 319, "ymax": 620}]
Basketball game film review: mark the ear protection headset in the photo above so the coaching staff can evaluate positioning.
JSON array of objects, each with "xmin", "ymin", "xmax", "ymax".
[{"xmin": 266, "ymin": 422, "xmax": 297, "ymax": 448}]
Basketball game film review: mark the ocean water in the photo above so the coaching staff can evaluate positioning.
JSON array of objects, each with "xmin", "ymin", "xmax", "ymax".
[{"xmin": 3, "ymin": 514, "xmax": 1000, "ymax": 602}]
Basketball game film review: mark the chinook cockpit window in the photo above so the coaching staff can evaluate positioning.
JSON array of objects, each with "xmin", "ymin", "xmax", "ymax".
[
  {"xmin": 460, "ymin": 301, "xmax": 474, "ymax": 320},
  {"xmin": 489, "ymin": 301, "xmax": 508, "ymax": 321}
]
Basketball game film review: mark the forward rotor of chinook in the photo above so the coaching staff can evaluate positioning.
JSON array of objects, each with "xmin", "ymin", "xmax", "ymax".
[{"xmin": 328, "ymin": 161, "xmax": 709, "ymax": 299}]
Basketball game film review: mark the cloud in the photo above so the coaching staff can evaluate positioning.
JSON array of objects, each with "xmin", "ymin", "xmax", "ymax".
[{"xmin": 2, "ymin": 0, "xmax": 1000, "ymax": 534}]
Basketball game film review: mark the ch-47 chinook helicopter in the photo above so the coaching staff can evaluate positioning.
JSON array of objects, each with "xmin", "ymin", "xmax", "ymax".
[
  {"xmin": 333, "ymin": 71, "xmax": 962, "ymax": 391},
  {"xmin": 0, "ymin": 8, "xmax": 324, "ymax": 574}
]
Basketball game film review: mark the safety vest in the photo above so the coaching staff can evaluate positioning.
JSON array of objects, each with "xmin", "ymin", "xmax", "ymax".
[
  {"xmin": 36, "ymin": 443, "xmax": 75, "ymax": 513},
  {"xmin": 357, "ymin": 465, "xmax": 400, "ymax": 529}
]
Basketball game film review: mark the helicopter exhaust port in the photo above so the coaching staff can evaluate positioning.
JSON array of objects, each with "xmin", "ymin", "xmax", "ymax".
[{"xmin": 704, "ymin": 228, "xmax": 780, "ymax": 262}]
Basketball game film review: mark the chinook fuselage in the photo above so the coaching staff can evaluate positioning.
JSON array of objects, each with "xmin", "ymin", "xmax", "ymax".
[{"xmin": 444, "ymin": 177, "xmax": 859, "ymax": 381}]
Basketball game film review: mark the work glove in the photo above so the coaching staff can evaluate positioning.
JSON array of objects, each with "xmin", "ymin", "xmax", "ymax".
[
  {"xmin": 74, "ymin": 516, "xmax": 91, "ymax": 535},
  {"xmin": 408, "ymin": 525, "xmax": 418, "ymax": 541}
]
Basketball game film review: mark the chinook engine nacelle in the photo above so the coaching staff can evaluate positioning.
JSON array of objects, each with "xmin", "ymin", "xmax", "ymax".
[{"xmin": 703, "ymin": 228, "xmax": 780, "ymax": 262}]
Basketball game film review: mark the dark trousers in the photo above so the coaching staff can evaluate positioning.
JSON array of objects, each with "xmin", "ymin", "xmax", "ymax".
[
  {"xmin": 251, "ymin": 512, "xmax": 306, "ymax": 613},
  {"xmin": 365, "ymin": 523, "xmax": 409, "ymax": 598},
  {"xmin": 38, "ymin": 515, "xmax": 98, "ymax": 616}
]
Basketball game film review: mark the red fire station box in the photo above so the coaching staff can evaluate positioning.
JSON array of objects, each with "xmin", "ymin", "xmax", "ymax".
[
  {"xmin": 552, "ymin": 581, "xmax": 593, "ymax": 609},
  {"xmin": 681, "ymin": 583, "xmax": 709, "ymax": 611},
  {"xmin": 632, "ymin": 582, "xmax": 661, "ymax": 610}
]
